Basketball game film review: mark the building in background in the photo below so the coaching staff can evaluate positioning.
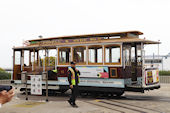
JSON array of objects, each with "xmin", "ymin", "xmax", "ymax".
[{"xmin": 145, "ymin": 53, "xmax": 170, "ymax": 71}]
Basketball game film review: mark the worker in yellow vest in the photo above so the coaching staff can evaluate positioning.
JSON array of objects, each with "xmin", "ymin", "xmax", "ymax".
[{"xmin": 67, "ymin": 61, "xmax": 80, "ymax": 108}]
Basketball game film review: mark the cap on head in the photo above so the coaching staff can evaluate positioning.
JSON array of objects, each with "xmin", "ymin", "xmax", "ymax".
[{"xmin": 70, "ymin": 61, "xmax": 76, "ymax": 65}]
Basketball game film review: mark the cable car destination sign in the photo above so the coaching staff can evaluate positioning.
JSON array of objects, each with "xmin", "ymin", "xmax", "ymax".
[{"xmin": 27, "ymin": 37, "xmax": 105, "ymax": 46}]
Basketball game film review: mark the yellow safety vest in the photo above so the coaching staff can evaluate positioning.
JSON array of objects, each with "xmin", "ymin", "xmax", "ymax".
[
  {"xmin": 52, "ymin": 69, "xmax": 57, "ymax": 73},
  {"xmin": 69, "ymin": 68, "xmax": 80, "ymax": 85}
]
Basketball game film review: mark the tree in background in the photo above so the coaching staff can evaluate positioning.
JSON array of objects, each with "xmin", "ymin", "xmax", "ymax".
[{"xmin": 0, "ymin": 68, "xmax": 11, "ymax": 80}]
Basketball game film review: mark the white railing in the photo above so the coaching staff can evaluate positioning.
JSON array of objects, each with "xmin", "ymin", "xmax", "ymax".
[
  {"xmin": 0, "ymin": 80, "xmax": 11, "ymax": 85},
  {"xmin": 160, "ymin": 76, "xmax": 170, "ymax": 83}
]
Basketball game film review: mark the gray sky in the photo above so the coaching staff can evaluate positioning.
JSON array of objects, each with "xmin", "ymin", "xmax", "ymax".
[{"xmin": 0, "ymin": 0, "xmax": 170, "ymax": 68}]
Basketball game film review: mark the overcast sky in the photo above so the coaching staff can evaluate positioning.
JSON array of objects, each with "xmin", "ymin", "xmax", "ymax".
[{"xmin": 0, "ymin": 0, "xmax": 170, "ymax": 68}]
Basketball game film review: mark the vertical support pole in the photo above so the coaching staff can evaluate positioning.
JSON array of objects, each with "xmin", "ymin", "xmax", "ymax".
[
  {"xmin": 129, "ymin": 46, "xmax": 131, "ymax": 66},
  {"xmin": 38, "ymin": 50, "xmax": 41, "ymax": 67},
  {"xmin": 21, "ymin": 50, "xmax": 23, "ymax": 72},
  {"xmin": 124, "ymin": 46, "xmax": 127, "ymax": 66},
  {"xmin": 123, "ymin": 45, "xmax": 126, "ymax": 69},
  {"xmin": 158, "ymin": 40, "xmax": 160, "ymax": 69},
  {"xmin": 102, "ymin": 45, "xmax": 105, "ymax": 65},
  {"xmin": 21, "ymin": 50, "xmax": 24, "ymax": 72},
  {"xmin": 135, "ymin": 44, "xmax": 138, "ymax": 66},
  {"xmin": 134, "ymin": 44, "xmax": 138, "ymax": 81},
  {"xmin": 43, "ymin": 50, "xmax": 45, "ymax": 72},
  {"xmin": 120, "ymin": 44, "xmax": 123, "ymax": 66},
  {"xmin": 141, "ymin": 43, "xmax": 145, "ymax": 87},
  {"xmin": 47, "ymin": 49, "xmax": 49, "ymax": 66},
  {"xmin": 23, "ymin": 50, "xmax": 25, "ymax": 71},
  {"xmin": 45, "ymin": 49, "xmax": 47, "ymax": 71},
  {"xmin": 71, "ymin": 47, "xmax": 73, "ymax": 62},
  {"xmin": 81, "ymin": 47, "xmax": 84, "ymax": 62},
  {"xmin": 37, "ymin": 50, "xmax": 39, "ymax": 66},
  {"xmin": 33, "ymin": 49, "xmax": 36, "ymax": 75},
  {"xmin": 55, "ymin": 47, "xmax": 58, "ymax": 70},
  {"xmin": 109, "ymin": 47, "xmax": 112, "ymax": 63},
  {"xmin": 46, "ymin": 71, "xmax": 48, "ymax": 102},
  {"xmin": 29, "ymin": 50, "xmax": 31, "ymax": 66},
  {"xmin": 13, "ymin": 50, "xmax": 15, "ymax": 80},
  {"xmin": 95, "ymin": 48, "xmax": 97, "ymax": 63},
  {"xmin": 42, "ymin": 49, "xmax": 48, "ymax": 102},
  {"xmin": 11, "ymin": 56, "xmax": 13, "ymax": 80},
  {"xmin": 25, "ymin": 72, "xmax": 28, "ymax": 100},
  {"xmin": 86, "ymin": 46, "xmax": 88, "ymax": 65}
]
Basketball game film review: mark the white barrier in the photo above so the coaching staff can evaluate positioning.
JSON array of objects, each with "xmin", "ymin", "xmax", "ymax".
[
  {"xmin": 160, "ymin": 76, "xmax": 170, "ymax": 83},
  {"xmin": 0, "ymin": 80, "xmax": 11, "ymax": 84}
]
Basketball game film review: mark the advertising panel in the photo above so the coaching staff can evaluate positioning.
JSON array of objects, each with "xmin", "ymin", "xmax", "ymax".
[
  {"xmin": 31, "ymin": 75, "xmax": 42, "ymax": 95},
  {"xmin": 145, "ymin": 68, "xmax": 159, "ymax": 85},
  {"xmin": 75, "ymin": 66, "xmax": 109, "ymax": 78}
]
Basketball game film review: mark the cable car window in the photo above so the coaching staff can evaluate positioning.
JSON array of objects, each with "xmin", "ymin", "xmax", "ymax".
[
  {"xmin": 137, "ymin": 45, "xmax": 142, "ymax": 66},
  {"xmin": 58, "ymin": 47, "xmax": 71, "ymax": 64},
  {"xmin": 88, "ymin": 45, "xmax": 103, "ymax": 64},
  {"xmin": 24, "ymin": 50, "xmax": 29, "ymax": 66},
  {"xmin": 123, "ymin": 45, "xmax": 131, "ymax": 66},
  {"xmin": 31, "ymin": 51, "xmax": 37, "ymax": 66},
  {"xmin": 73, "ymin": 46, "xmax": 86, "ymax": 64},
  {"xmin": 48, "ymin": 49, "xmax": 56, "ymax": 67},
  {"xmin": 131, "ymin": 47, "xmax": 135, "ymax": 62},
  {"xmin": 105, "ymin": 45, "xmax": 121, "ymax": 64},
  {"xmin": 15, "ymin": 51, "xmax": 21, "ymax": 65}
]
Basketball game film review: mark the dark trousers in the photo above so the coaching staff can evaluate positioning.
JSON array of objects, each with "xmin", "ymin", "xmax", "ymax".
[{"xmin": 69, "ymin": 85, "xmax": 79, "ymax": 104}]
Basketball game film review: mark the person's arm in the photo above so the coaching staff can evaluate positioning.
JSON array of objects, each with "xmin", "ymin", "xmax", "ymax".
[
  {"xmin": 67, "ymin": 70, "xmax": 73, "ymax": 88},
  {"xmin": 0, "ymin": 88, "xmax": 15, "ymax": 106},
  {"xmin": 76, "ymin": 69, "xmax": 80, "ymax": 75},
  {"xmin": 76, "ymin": 69, "xmax": 81, "ymax": 75},
  {"xmin": 78, "ymin": 70, "xmax": 80, "ymax": 75}
]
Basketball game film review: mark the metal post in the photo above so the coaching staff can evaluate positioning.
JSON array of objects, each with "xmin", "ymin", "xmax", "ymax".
[
  {"xmin": 43, "ymin": 49, "xmax": 45, "ymax": 72},
  {"xmin": 11, "ymin": 56, "xmax": 13, "ymax": 80},
  {"xmin": 46, "ymin": 71, "xmax": 48, "ymax": 102},
  {"xmin": 102, "ymin": 45, "xmax": 104, "ymax": 65},
  {"xmin": 21, "ymin": 71, "xmax": 28, "ymax": 100},
  {"xmin": 55, "ymin": 47, "xmax": 58, "ymax": 70},
  {"xmin": 25, "ymin": 75, "xmax": 28, "ymax": 100}
]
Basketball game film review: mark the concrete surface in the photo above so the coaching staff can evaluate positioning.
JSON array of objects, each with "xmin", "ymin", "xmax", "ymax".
[{"xmin": 0, "ymin": 84, "xmax": 170, "ymax": 113}]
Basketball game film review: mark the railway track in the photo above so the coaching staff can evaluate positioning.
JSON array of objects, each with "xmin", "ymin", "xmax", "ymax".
[{"xmin": 84, "ymin": 99, "xmax": 163, "ymax": 113}]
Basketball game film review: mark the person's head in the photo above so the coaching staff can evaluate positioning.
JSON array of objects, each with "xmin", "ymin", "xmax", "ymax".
[{"xmin": 70, "ymin": 61, "xmax": 76, "ymax": 68}]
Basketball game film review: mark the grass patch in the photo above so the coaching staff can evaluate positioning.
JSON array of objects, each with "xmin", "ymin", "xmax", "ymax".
[{"xmin": 159, "ymin": 71, "xmax": 170, "ymax": 76}]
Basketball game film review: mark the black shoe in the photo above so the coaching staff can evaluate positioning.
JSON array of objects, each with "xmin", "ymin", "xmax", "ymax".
[
  {"xmin": 72, "ymin": 104, "xmax": 78, "ymax": 108},
  {"xmin": 67, "ymin": 100, "xmax": 73, "ymax": 106}
]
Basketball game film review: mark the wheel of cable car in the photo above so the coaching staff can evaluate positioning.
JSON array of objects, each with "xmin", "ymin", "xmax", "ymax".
[
  {"xmin": 58, "ymin": 89, "xmax": 68, "ymax": 93},
  {"xmin": 115, "ymin": 91, "xmax": 124, "ymax": 97}
]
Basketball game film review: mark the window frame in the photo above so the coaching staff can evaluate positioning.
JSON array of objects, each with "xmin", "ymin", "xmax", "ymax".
[
  {"xmin": 88, "ymin": 45, "xmax": 103, "ymax": 65},
  {"xmin": 58, "ymin": 47, "xmax": 71, "ymax": 65},
  {"xmin": 109, "ymin": 67, "xmax": 118, "ymax": 78},
  {"xmin": 72, "ymin": 46, "xmax": 87, "ymax": 65},
  {"xmin": 104, "ymin": 44, "xmax": 122, "ymax": 65}
]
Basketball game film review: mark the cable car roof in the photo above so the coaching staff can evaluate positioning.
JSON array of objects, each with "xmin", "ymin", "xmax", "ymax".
[
  {"xmin": 28, "ymin": 31, "xmax": 143, "ymax": 42},
  {"xmin": 13, "ymin": 37, "xmax": 160, "ymax": 50}
]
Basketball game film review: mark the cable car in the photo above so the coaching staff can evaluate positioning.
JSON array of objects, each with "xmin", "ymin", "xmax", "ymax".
[{"xmin": 12, "ymin": 31, "xmax": 160, "ymax": 96}]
